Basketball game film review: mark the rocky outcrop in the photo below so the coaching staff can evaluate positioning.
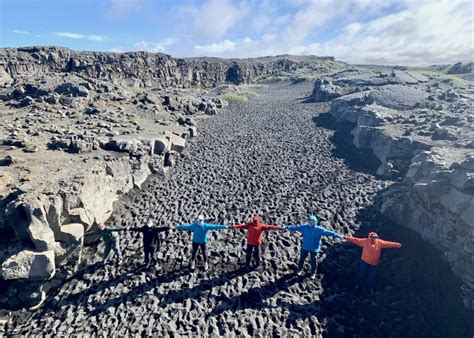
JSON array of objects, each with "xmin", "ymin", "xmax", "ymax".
[
  {"xmin": 381, "ymin": 153, "xmax": 474, "ymax": 308},
  {"xmin": 318, "ymin": 67, "xmax": 474, "ymax": 308},
  {"xmin": 1, "ymin": 250, "xmax": 55, "ymax": 281},
  {"xmin": 0, "ymin": 46, "xmax": 339, "ymax": 89}
]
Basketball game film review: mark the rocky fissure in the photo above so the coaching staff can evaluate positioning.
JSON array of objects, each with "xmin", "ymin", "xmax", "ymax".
[
  {"xmin": 313, "ymin": 66, "xmax": 474, "ymax": 308},
  {"xmin": 3, "ymin": 80, "xmax": 473, "ymax": 337}
]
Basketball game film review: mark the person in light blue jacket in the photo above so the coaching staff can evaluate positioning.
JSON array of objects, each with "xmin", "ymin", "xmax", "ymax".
[
  {"xmin": 176, "ymin": 214, "xmax": 228, "ymax": 271},
  {"xmin": 285, "ymin": 215, "xmax": 342, "ymax": 278}
]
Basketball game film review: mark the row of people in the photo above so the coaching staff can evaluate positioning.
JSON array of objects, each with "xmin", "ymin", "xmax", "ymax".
[{"xmin": 85, "ymin": 214, "xmax": 401, "ymax": 291}]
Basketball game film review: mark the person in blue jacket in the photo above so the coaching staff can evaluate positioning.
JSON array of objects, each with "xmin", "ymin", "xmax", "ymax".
[
  {"xmin": 176, "ymin": 214, "xmax": 228, "ymax": 271},
  {"xmin": 285, "ymin": 215, "xmax": 343, "ymax": 278}
]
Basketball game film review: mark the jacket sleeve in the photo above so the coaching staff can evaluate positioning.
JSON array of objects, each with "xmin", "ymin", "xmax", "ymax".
[
  {"xmin": 263, "ymin": 224, "xmax": 281, "ymax": 231},
  {"xmin": 205, "ymin": 223, "xmax": 227, "ymax": 230},
  {"xmin": 109, "ymin": 228, "xmax": 126, "ymax": 232},
  {"xmin": 128, "ymin": 227, "xmax": 143, "ymax": 232},
  {"xmin": 233, "ymin": 223, "xmax": 250, "ymax": 230},
  {"xmin": 379, "ymin": 240, "xmax": 402, "ymax": 249},
  {"xmin": 285, "ymin": 225, "xmax": 301, "ymax": 232},
  {"xmin": 346, "ymin": 236, "xmax": 365, "ymax": 247},
  {"xmin": 321, "ymin": 228, "xmax": 342, "ymax": 238},
  {"xmin": 176, "ymin": 224, "xmax": 193, "ymax": 231},
  {"xmin": 156, "ymin": 226, "xmax": 170, "ymax": 232},
  {"xmin": 84, "ymin": 230, "xmax": 101, "ymax": 237}
]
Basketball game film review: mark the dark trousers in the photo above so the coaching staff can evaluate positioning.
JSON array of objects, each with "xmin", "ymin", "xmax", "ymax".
[
  {"xmin": 103, "ymin": 237, "xmax": 122, "ymax": 263},
  {"xmin": 245, "ymin": 244, "xmax": 260, "ymax": 267},
  {"xmin": 191, "ymin": 242, "xmax": 207, "ymax": 262},
  {"xmin": 144, "ymin": 244, "xmax": 158, "ymax": 266},
  {"xmin": 298, "ymin": 249, "xmax": 318, "ymax": 274},
  {"xmin": 357, "ymin": 260, "xmax": 377, "ymax": 289}
]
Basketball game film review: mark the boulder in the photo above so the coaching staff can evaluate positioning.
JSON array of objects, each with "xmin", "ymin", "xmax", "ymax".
[
  {"xmin": 1, "ymin": 250, "xmax": 55, "ymax": 281},
  {"xmin": 153, "ymin": 137, "xmax": 170, "ymax": 155},
  {"xmin": 164, "ymin": 131, "xmax": 186, "ymax": 153},
  {"xmin": 55, "ymin": 82, "xmax": 89, "ymax": 97},
  {"xmin": 69, "ymin": 208, "xmax": 95, "ymax": 228},
  {"xmin": 188, "ymin": 126, "xmax": 197, "ymax": 138},
  {"xmin": 164, "ymin": 151, "xmax": 180, "ymax": 167},
  {"xmin": 57, "ymin": 223, "xmax": 84, "ymax": 244},
  {"xmin": 312, "ymin": 78, "xmax": 344, "ymax": 102},
  {"xmin": 103, "ymin": 137, "xmax": 143, "ymax": 153},
  {"xmin": 18, "ymin": 96, "xmax": 34, "ymax": 107},
  {"xmin": 7, "ymin": 199, "xmax": 56, "ymax": 251}
]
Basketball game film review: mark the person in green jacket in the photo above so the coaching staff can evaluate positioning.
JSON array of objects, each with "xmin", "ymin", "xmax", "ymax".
[{"xmin": 85, "ymin": 223, "xmax": 124, "ymax": 265}]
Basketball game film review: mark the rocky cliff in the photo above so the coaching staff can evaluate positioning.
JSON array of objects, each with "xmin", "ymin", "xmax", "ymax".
[
  {"xmin": 313, "ymin": 65, "xmax": 474, "ymax": 308},
  {"xmin": 0, "ymin": 46, "xmax": 339, "ymax": 88}
]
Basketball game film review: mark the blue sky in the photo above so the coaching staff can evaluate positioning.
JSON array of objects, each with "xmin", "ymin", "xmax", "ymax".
[{"xmin": 1, "ymin": 0, "xmax": 472, "ymax": 65}]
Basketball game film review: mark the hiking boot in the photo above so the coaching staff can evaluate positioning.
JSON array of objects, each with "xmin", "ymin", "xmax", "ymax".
[
  {"xmin": 203, "ymin": 262, "xmax": 209, "ymax": 271},
  {"xmin": 297, "ymin": 270, "xmax": 304, "ymax": 277},
  {"xmin": 190, "ymin": 261, "xmax": 196, "ymax": 270}
]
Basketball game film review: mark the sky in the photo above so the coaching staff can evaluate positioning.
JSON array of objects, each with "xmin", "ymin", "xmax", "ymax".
[{"xmin": 0, "ymin": 0, "xmax": 472, "ymax": 66}]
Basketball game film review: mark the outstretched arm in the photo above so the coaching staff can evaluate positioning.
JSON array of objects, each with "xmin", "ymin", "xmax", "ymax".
[
  {"xmin": 176, "ymin": 224, "xmax": 193, "ymax": 231},
  {"xmin": 84, "ymin": 230, "xmax": 101, "ymax": 237},
  {"xmin": 204, "ymin": 223, "xmax": 228, "ymax": 230},
  {"xmin": 109, "ymin": 228, "xmax": 126, "ymax": 233},
  {"xmin": 263, "ymin": 224, "xmax": 282, "ymax": 231},
  {"xmin": 233, "ymin": 223, "xmax": 250, "ymax": 230},
  {"xmin": 379, "ymin": 240, "xmax": 402, "ymax": 249},
  {"xmin": 128, "ymin": 227, "xmax": 144, "ymax": 232},
  {"xmin": 284, "ymin": 225, "xmax": 301, "ymax": 231},
  {"xmin": 156, "ymin": 226, "xmax": 171, "ymax": 232},
  {"xmin": 346, "ymin": 236, "xmax": 365, "ymax": 247},
  {"xmin": 321, "ymin": 228, "xmax": 342, "ymax": 238}
]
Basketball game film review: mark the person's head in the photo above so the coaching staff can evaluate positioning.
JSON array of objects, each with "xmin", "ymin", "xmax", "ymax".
[
  {"xmin": 308, "ymin": 215, "xmax": 317, "ymax": 226},
  {"xmin": 197, "ymin": 214, "xmax": 205, "ymax": 224},
  {"xmin": 251, "ymin": 215, "xmax": 262, "ymax": 224},
  {"xmin": 98, "ymin": 223, "xmax": 106, "ymax": 230},
  {"xmin": 146, "ymin": 219, "xmax": 154, "ymax": 227},
  {"xmin": 368, "ymin": 232, "xmax": 378, "ymax": 243}
]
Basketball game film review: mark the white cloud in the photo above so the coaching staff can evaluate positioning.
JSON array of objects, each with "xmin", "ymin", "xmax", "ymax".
[
  {"xmin": 134, "ymin": 38, "xmax": 175, "ymax": 53},
  {"xmin": 9, "ymin": 29, "xmax": 31, "ymax": 35},
  {"xmin": 182, "ymin": 0, "xmax": 248, "ymax": 40},
  {"xmin": 288, "ymin": 0, "xmax": 474, "ymax": 65},
  {"xmin": 189, "ymin": 0, "xmax": 473, "ymax": 66},
  {"xmin": 105, "ymin": 0, "xmax": 146, "ymax": 20},
  {"xmin": 57, "ymin": 32, "xmax": 105, "ymax": 42}
]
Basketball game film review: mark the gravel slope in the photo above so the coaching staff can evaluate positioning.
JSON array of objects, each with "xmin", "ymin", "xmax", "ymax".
[{"xmin": 7, "ymin": 81, "xmax": 474, "ymax": 337}]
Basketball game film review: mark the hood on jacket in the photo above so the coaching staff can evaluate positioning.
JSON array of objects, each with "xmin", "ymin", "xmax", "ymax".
[
  {"xmin": 252, "ymin": 215, "xmax": 262, "ymax": 223},
  {"xmin": 368, "ymin": 232, "xmax": 378, "ymax": 240},
  {"xmin": 308, "ymin": 215, "xmax": 318, "ymax": 225}
]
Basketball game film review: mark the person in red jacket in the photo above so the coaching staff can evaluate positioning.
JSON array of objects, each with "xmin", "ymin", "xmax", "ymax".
[
  {"xmin": 346, "ymin": 232, "xmax": 401, "ymax": 292},
  {"xmin": 232, "ymin": 215, "xmax": 282, "ymax": 269}
]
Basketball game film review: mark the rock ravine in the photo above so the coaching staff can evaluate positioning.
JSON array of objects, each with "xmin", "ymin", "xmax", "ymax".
[{"xmin": 0, "ymin": 48, "xmax": 473, "ymax": 336}]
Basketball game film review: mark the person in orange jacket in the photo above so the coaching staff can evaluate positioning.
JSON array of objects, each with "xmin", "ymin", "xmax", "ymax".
[
  {"xmin": 232, "ymin": 215, "xmax": 282, "ymax": 269},
  {"xmin": 346, "ymin": 232, "xmax": 401, "ymax": 292}
]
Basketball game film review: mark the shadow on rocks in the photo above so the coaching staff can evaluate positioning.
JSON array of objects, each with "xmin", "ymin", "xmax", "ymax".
[
  {"xmin": 313, "ymin": 112, "xmax": 381, "ymax": 174},
  {"xmin": 86, "ymin": 263, "xmax": 248, "ymax": 318},
  {"xmin": 280, "ymin": 198, "xmax": 474, "ymax": 337},
  {"xmin": 208, "ymin": 272, "xmax": 301, "ymax": 318}
]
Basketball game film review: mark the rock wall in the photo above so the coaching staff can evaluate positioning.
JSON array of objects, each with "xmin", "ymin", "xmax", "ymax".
[
  {"xmin": 316, "ymin": 68, "xmax": 474, "ymax": 308},
  {"xmin": 0, "ymin": 46, "xmax": 337, "ymax": 88},
  {"xmin": 0, "ymin": 132, "xmax": 188, "ymax": 309}
]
